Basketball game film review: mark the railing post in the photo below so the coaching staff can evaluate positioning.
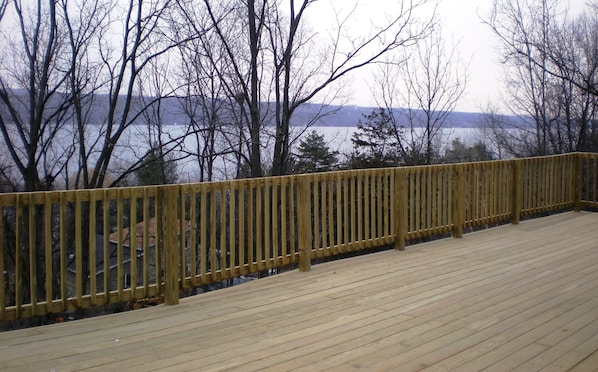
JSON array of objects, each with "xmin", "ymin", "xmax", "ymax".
[
  {"xmin": 511, "ymin": 160, "xmax": 522, "ymax": 224},
  {"xmin": 297, "ymin": 175, "xmax": 312, "ymax": 272},
  {"xmin": 394, "ymin": 170, "xmax": 408, "ymax": 251},
  {"xmin": 160, "ymin": 185, "xmax": 180, "ymax": 305},
  {"xmin": 452, "ymin": 164, "xmax": 465, "ymax": 238},
  {"xmin": 574, "ymin": 153, "xmax": 583, "ymax": 212}
]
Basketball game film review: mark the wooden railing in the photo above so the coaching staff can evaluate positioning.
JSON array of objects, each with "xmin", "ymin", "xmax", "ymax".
[{"xmin": 1, "ymin": 153, "xmax": 597, "ymax": 321}]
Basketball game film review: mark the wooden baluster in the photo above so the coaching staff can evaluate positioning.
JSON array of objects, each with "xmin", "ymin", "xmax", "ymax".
[
  {"xmin": 230, "ymin": 183, "xmax": 238, "ymax": 276},
  {"xmin": 511, "ymin": 160, "xmax": 522, "ymax": 224},
  {"xmin": 200, "ymin": 184, "xmax": 208, "ymax": 284},
  {"xmin": 452, "ymin": 165, "xmax": 465, "ymax": 238},
  {"xmin": 394, "ymin": 170, "xmax": 408, "ymax": 251},
  {"xmin": 0, "ymin": 196, "xmax": 5, "ymax": 320},
  {"xmin": 161, "ymin": 185, "xmax": 180, "ymax": 306},
  {"xmin": 298, "ymin": 175, "xmax": 312, "ymax": 272},
  {"xmin": 574, "ymin": 153, "xmax": 583, "ymax": 212}
]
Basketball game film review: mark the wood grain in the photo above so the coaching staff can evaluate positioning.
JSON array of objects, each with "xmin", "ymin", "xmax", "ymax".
[{"xmin": 0, "ymin": 211, "xmax": 596, "ymax": 371}]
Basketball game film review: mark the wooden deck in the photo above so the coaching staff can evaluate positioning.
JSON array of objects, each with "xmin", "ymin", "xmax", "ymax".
[{"xmin": 1, "ymin": 211, "xmax": 597, "ymax": 371}]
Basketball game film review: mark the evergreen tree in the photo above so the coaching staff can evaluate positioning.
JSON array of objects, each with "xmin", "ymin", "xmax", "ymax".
[
  {"xmin": 292, "ymin": 130, "xmax": 339, "ymax": 174},
  {"xmin": 135, "ymin": 147, "xmax": 179, "ymax": 185},
  {"xmin": 443, "ymin": 138, "xmax": 494, "ymax": 163},
  {"xmin": 350, "ymin": 108, "xmax": 401, "ymax": 168}
]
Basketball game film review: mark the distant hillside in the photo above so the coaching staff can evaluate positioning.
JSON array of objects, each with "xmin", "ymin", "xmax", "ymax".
[
  {"xmin": 1, "ymin": 89, "xmax": 498, "ymax": 129},
  {"xmin": 290, "ymin": 104, "xmax": 486, "ymax": 128}
]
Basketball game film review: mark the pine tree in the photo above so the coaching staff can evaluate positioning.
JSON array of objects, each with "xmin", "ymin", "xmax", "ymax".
[
  {"xmin": 350, "ymin": 108, "xmax": 401, "ymax": 168},
  {"xmin": 292, "ymin": 131, "xmax": 339, "ymax": 174},
  {"xmin": 135, "ymin": 147, "xmax": 178, "ymax": 185}
]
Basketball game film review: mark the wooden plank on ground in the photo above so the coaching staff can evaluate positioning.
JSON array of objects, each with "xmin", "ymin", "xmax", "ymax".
[{"xmin": 0, "ymin": 212, "xmax": 596, "ymax": 372}]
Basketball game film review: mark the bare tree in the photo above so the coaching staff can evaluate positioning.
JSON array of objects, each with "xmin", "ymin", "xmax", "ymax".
[
  {"xmin": 547, "ymin": 12, "xmax": 598, "ymax": 152},
  {"xmin": 371, "ymin": 26, "xmax": 468, "ymax": 165},
  {"xmin": 0, "ymin": 0, "xmax": 73, "ymax": 192},
  {"xmin": 59, "ymin": 0, "xmax": 112, "ymax": 189},
  {"xmin": 173, "ymin": 0, "xmax": 266, "ymax": 178},
  {"xmin": 486, "ymin": 0, "xmax": 556, "ymax": 155},
  {"xmin": 171, "ymin": 4, "xmax": 242, "ymax": 181},
  {"xmin": 267, "ymin": 0, "xmax": 436, "ymax": 175},
  {"xmin": 0, "ymin": 0, "xmax": 78, "ymax": 303},
  {"xmin": 174, "ymin": 0, "xmax": 435, "ymax": 177},
  {"xmin": 484, "ymin": 0, "xmax": 598, "ymax": 155},
  {"xmin": 81, "ymin": 0, "xmax": 184, "ymax": 188},
  {"xmin": 67, "ymin": 0, "xmax": 193, "ymax": 295},
  {"xmin": 134, "ymin": 57, "xmax": 184, "ymax": 185},
  {"xmin": 0, "ymin": 0, "xmax": 195, "ymax": 299},
  {"xmin": 0, "ymin": 0, "xmax": 8, "ymax": 23}
]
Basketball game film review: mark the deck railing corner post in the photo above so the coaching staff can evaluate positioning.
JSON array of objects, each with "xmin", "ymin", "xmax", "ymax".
[
  {"xmin": 160, "ymin": 184, "xmax": 180, "ymax": 305},
  {"xmin": 452, "ymin": 164, "xmax": 465, "ymax": 238},
  {"xmin": 574, "ymin": 153, "xmax": 583, "ymax": 212},
  {"xmin": 394, "ymin": 170, "xmax": 407, "ymax": 251},
  {"xmin": 511, "ymin": 160, "xmax": 523, "ymax": 224},
  {"xmin": 297, "ymin": 175, "xmax": 312, "ymax": 272}
]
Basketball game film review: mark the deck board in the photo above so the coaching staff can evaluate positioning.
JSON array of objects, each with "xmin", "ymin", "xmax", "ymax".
[{"xmin": 0, "ymin": 211, "xmax": 597, "ymax": 371}]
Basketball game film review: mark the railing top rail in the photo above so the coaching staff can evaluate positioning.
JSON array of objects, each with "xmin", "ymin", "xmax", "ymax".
[
  {"xmin": 1, "ymin": 151, "xmax": 597, "ymax": 321},
  {"xmin": 1, "ymin": 152, "xmax": 596, "ymax": 198}
]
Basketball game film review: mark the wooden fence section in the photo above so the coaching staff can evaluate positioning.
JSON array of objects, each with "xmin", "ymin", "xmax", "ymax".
[
  {"xmin": 0, "ymin": 153, "xmax": 597, "ymax": 320},
  {"xmin": 580, "ymin": 152, "xmax": 598, "ymax": 209}
]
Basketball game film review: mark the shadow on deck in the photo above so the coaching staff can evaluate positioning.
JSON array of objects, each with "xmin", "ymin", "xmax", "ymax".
[{"xmin": 1, "ymin": 211, "xmax": 597, "ymax": 371}]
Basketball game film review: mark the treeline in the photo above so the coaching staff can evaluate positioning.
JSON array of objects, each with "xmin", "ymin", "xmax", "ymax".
[
  {"xmin": 1, "ymin": 0, "xmax": 597, "ymax": 195},
  {"xmin": 0, "ymin": 0, "xmax": 436, "ymax": 193},
  {"xmin": 481, "ymin": 0, "xmax": 598, "ymax": 157},
  {"xmin": 0, "ymin": 0, "xmax": 439, "ymax": 307}
]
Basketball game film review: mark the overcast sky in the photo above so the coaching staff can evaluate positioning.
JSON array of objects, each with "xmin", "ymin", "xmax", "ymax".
[
  {"xmin": 436, "ymin": 0, "xmax": 498, "ymax": 112},
  {"xmin": 1, "ymin": 0, "xmax": 586, "ymax": 114},
  {"xmin": 332, "ymin": 0, "xmax": 586, "ymax": 113}
]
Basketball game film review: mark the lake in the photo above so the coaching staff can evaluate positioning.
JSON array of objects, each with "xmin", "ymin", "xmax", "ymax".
[
  {"xmin": 0, "ymin": 123, "xmax": 483, "ymax": 185},
  {"xmin": 176, "ymin": 125, "xmax": 482, "ymax": 181},
  {"xmin": 306, "ymin": 126, "xmax": 482, "ymax": 154}
]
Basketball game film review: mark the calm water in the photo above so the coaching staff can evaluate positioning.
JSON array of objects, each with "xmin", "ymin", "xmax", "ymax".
[
  {"xmin": 0, "ymin": 123, "xmax": 482, "ymax": 184},
  {"xmin": 173, "ymin": 125, "xmax": 483, "ymax": 181},
  {"xmin": 306, "ymin": 126, "xmax": 481, "ymax": 154}
]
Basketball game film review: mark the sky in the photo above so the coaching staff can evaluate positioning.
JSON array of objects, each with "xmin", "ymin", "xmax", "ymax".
[
  {"xmin": 1, "ymin": 0, "xmax": 586, "ymax": 114},
  {"xmin": 434, "ymin": 0, "xmax": 499, "ymax": 112},
  {"xmin": 344, "ymin": 0, "xmax": 501, "ymax": 113},
  {"xmin": 326, "ymin": 0, "xmax": 586, "ymax": 113}
]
